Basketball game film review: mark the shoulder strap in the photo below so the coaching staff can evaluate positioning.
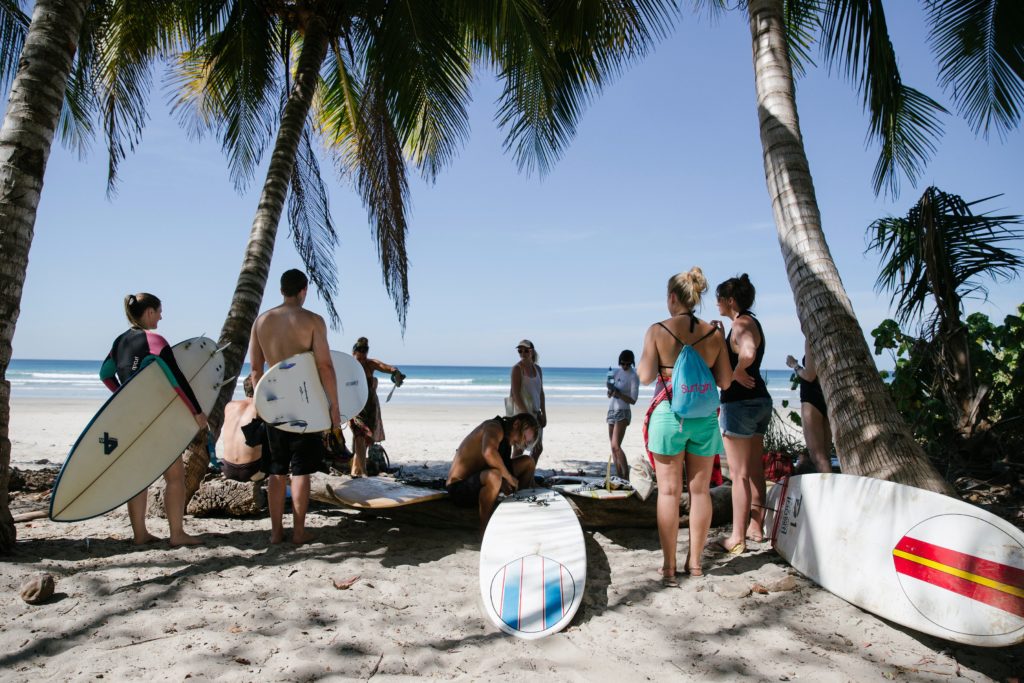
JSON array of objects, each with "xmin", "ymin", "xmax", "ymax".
[
  {"xmin": 692, "ymin": 326, "xmax": 717, "ymax": 347},
  {"xmin": 656, "ymin": 321, "xmax": 685, "ymax": 347}
]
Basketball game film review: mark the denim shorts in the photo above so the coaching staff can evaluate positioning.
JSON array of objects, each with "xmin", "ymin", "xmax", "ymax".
[
  {"xmin": 719, "ymin": 397, "xmax": 773, "ymax": 438},
  {"xmin": 647, "ymin": 402, "xmax": 723, "ymax": 457},
  {"xmin": 607, "ymin": 408, "xmax": 631, "ymax": 425}
]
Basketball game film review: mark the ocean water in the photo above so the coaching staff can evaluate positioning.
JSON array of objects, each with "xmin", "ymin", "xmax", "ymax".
[{"xmin": 6, "ymin": 359, "xmax": 802, "ymax": 407}]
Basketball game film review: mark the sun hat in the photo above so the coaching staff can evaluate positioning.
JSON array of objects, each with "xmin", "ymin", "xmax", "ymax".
[{"xmin": 516, "ymin": 339, "xmax": 534, "ymax": 350}]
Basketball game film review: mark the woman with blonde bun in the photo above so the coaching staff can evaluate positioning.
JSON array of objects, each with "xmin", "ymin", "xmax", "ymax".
[{"xmin": 638, "ymin": 267, "xmax": 732, "ymax": 585}]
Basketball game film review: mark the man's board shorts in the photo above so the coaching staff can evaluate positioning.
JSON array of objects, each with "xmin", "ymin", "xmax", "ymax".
[
  {"xmin": 720, "ymin": 397, "xmax": 773, "ymax": 438},
  {"xmin": 447, "ymin": 447, "xmax": 516, "ymax": 508},
  {"xmin": 265, "ymin": 427, "xmax": 325, "ymax": 476},
  {"xmin": 647, "ymin": 402, "xmax": 722, "ymax": 457},
  {"xmin": 606, "ymin": 408, "xmax": 631, "ymax": 425},
  {"xmin": 222, "ymin": 458, "xmax": 266, "ymax": 482}
]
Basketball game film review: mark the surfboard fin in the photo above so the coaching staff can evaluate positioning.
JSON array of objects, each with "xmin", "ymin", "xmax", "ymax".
[
  {"xmin": 214, "ymin": 342, "xmax": 231, "ymax": 355},
  {"xmin": 215, "ymin": 376, "xmax": 237, "ymax": 389}
]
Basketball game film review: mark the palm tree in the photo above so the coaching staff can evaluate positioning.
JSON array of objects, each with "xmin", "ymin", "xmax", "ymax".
[
  {"xmin": 868, "ymin": 187, "xmax": 1023, "ymax": 438},
  {"xmin": 739, "ymin": 0, "xmax": 1024, "ymax": 493},
  {"xmin": 0, "ymin": 0, "xmax": 189, "ymax": 552},
  {"xmin": 0, "ymin": 0, "xmax": 91, "ymax": 553},
  {"xmin": 171, "ymin": 1, "xmax": 677, "ymax": 498}
]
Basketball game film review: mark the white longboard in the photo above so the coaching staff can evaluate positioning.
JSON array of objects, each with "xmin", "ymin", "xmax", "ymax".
[
  {"xmin": 764, "ymin": 473, "xmax": 1024, "ymax": 647},
  {"xmin": 50, "ymin": 337, "xmax": 225, "ymax": 522},
  {"xmin": 548, "ymin": 475, "xmax": 636, "ymax": 501},
  {"xmin": 254, "ymin": 351, "xmax": 368, "ymax": 433},
  {"xmin": 479, "ymin": 488, "xmax": 586, "ymax": 639}
]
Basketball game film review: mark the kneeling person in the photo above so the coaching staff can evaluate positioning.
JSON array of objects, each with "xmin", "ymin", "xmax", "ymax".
[
  {"xmin": 221, "ymin": 375, "xmax": 267, "ymax": 482},
  {"xmin": 446, "ymin": 413, "xmax": 539, "ymax": 531}
]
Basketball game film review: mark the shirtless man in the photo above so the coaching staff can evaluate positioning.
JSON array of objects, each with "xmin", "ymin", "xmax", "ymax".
[
  {"xmin": 446, "ymin": 413, "xmax": 539, "ymax": 531},
  {"xmin": 220, "ymin": 376, "xmax": 266, "ymax": 483},
  {"xmin": 250, "ymin": 269, "xmax": 339, "ymax": 545}
]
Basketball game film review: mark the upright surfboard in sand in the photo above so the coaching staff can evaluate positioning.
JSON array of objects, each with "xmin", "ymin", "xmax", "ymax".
[
  {"xmin": 254, "ymin": 351, "xmax": 368, "ymax": 433},
  {"xmin": 50, "ymin": 337, "xmax": 225, "ymax": 522},
  {"xmin": 479, "ymin": 488, "xmax": 586, "ymax": 639},
  {"xmin": 764, "ymin": 473, "xmax": 1024, "ymax": 647}
]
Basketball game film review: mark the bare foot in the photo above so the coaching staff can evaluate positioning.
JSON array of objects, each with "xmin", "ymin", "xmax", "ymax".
[
  {"xmin": 291, "ymin": 530, "xmax": 316, "ymax": 546},
  {"xmin": 132, "ymin": 532, "xmax": 161, "ymax": 546},
  {"xmin": 270, "ymin": 531, "xmax": 286, "ymax": 545},
  {"xmin": 169, "ymin": 533, "xmax": 204, "ymax": 547}
]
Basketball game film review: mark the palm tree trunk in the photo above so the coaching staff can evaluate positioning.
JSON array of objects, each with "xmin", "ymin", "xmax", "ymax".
[
  {"xmin": 746, "ymin": 0, "xmax": 954, "ymax": 495},
  {"xmin": 181, "ymin": 16, "xmax": 332, "ymax": 500},
  {"xmin": 0, "ymin": 0, "xmax": 89, "ymax": 553}
]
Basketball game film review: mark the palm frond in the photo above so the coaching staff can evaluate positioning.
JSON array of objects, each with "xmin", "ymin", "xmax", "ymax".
[
  {"xmin": 93, "ymin": 0, "xmax": 178, "ymax": 196},
  {"xmin": 317, "ymin": 38, "xmax": 362, "ymax": 176},
  {"xmin": 820, "ymin": 0, "xmax": 947, "ymax": 198},
  {"xmin": 354, "ymin": 78, "xmax": 411, "ymax": 330},
  {"xmin": 783, "ymin": 0, "xmax": 821, "ymax": 78},
  {"xmin": 170, "ymin": 2, "xmax": 282, "ymax": 192},
  {"xmin": 483, "ymin": 0, "xmax": 676, "ymax": 176},
  {"xmin": 288, "ymin": 122, "xmax": 341, "ymax": 329},
  {"xmin": 868, "ymin": 186, "xmax": 1024, "ymax": 326},
  {"xmin": 56, "ymin": 6, "xmax": 100, "ymax": 160},
  {"xmin": 925, "ymin": 0, "xmax": 1024, "ymax": 138},
  {"xmin": 0, "ymin": 0, "xmax": 28, "ymax": 95},
  {"xmin": 361, "ymin": 1, "xmax": 473, "ymax": 181}
]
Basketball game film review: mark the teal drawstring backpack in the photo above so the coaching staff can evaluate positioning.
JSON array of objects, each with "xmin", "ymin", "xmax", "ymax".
[{"xmin": 657, "ymin": 320, "xmax": 719, "ymax": 419}]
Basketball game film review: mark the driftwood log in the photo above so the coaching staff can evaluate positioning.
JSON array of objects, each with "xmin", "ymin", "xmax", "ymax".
[
  {"xmin": 149, "ymin": 473, "xmax": 266, "ymax": 517},
  {"xmin": 308, "ymin": 473, "xmax": 733, "ymax": 530},
  {"xmin": 186, "ymin": 476, "xmax": 266, "ymax": 516}
]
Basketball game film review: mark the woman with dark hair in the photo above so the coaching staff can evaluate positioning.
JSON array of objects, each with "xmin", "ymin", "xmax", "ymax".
[
  {"xmin": 786, "ymin": 339, "xmax": 832, "ymax": 473},
  {"xmin": 606, "ymin": 349, "xmax": 639, "ymax": 478},
  {"xmin": 715, "ymin": 274, "xmax": 773, "ymax": 553},
  {"xmin": 99, "ymin": 293, "xmax": 207, "ymax": 546},
  {"xmin": 638, "ymin": 267, "xmax": 731, "ymax": 585},
  {"xmin": 350, "ymin": 337, "xmax": 402, "ymax": 477}
]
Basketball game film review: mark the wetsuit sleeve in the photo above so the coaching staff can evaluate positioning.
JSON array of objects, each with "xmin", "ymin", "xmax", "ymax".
[
  {"xmin": 147, "ymin": 332, "xmax": 204, "ymax": 415},
  {"xmin": 99, "ymin": 352, "xmax": 120, "ymax": 393}
]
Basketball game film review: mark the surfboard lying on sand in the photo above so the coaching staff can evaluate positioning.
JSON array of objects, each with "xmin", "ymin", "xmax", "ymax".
[
  {"xmin": 479, "ymin": 488, "xmax": 586, "ymax": 639},
  {"xmin": 254, "ymin": 350, "xmax": 368, "ymax": 433},
  {"xmin": 51, "ymin": 337, "xmax": 225, "ymax": 522},
  {"xmin": 327, "ymin": 475, "xmax": 447, "ymax": 509},
  {"xmin": 764, "ymin": 473, "xmax": 1024, "ymax": 647},
  {"xmin": 547, "ymin": 475, "xmax": 636, "ymax": 501}
]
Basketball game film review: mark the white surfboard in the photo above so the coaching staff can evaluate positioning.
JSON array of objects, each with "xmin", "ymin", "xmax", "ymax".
[
  {"xmin": 50, "ymin": 337, "xmax": 225, "ymax": 522},
  {"xmin": 548, "ymin": 475, "xmax": 636, "ymax": 501},
  {"xmin": 479, "ymin": 488, "xmax": 586, "ymax": 639},
  {"xmin": 253, "ymin": 351, "xmax": 368, "ymax": 433},
  {"xmin": 764, "ymin": 473, "xmax": 1024, "ymax": 647}
]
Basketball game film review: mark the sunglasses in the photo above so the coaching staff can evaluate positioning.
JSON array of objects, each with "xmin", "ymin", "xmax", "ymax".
[
  {"xmin": 517, "ymin": 347, "xmax": 530, "ymax": 354},
  {"xmin": 354, "ymin": 347, "xmax": 368, "ymax": 353}
]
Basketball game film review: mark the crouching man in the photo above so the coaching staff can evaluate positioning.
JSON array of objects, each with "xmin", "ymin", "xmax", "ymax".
[{"xmin": 445, "ymin": 413, "xmax": 539, "ymax": 531}]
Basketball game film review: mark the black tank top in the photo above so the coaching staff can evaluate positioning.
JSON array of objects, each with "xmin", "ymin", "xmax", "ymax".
[
  {"xmin": 492, "ymin": 416, "xmax": 512, "ymax": 460},
  {"xmin": 721, "ymin": 311, "xmax": 770, "ymax": 403}
]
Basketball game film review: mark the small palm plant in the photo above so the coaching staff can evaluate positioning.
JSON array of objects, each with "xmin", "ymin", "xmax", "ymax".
[{"xmin": 868, "ymin": 186, "xmax": 1023, "ymax": 441}]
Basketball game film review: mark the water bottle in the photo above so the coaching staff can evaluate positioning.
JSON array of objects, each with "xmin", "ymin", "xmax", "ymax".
[{"xmin": 606, "ymin": 367, "xmax": 616, "ymax": 391}]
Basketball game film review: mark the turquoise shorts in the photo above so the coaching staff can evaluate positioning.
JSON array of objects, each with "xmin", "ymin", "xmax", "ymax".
[{"xmin": 647, "ymin": 402, "xmax": 723, "ymax": 457}]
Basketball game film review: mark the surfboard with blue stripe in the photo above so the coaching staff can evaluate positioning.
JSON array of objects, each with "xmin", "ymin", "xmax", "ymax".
[{"xmin": 479, "ymin": 489, "xmax": 586, "ymax": 639}]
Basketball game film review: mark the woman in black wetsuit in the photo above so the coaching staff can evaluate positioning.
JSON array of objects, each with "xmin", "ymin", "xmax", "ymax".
[
  {"xmin": 100, "ymin": 293, "xmax": 207, "ymax": 546},
  {"xmin": 786, "ymin": 339, "xmax": 832, "ymax": 473}
]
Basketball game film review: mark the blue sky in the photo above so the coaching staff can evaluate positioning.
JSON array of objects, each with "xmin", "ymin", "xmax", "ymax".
[{"xmin": 11, "ymin": 4, "xmax": 1023, "ymax": 369}]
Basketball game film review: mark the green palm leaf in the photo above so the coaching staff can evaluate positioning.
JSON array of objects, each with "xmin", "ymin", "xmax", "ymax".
[
  {"xmin": 0, "ymin": 0, "xmax": 28, "ymax": 94},
  {"xmin": 819, "ymin": 0, "xmax": 947, "ymax": 198},
  {"xmin": 359, "ymin": 1, "xmax": 473, "ymax": 181},
  {"xmin": 925, "ymin": 0, "xmax": 1024, "ymax": 138},
  {"xmin": 288, "ymin": 121, "xmax": 341, "ymax": 328},
  {"xmin": 868, "ymin": 186, "xmax": 1024, "ymax": 326}
]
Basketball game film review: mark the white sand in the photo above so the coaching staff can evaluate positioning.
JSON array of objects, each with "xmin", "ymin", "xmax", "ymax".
[{"xmin": 3, "ymin": 397, "xmax": 1020, "ymax": 680}]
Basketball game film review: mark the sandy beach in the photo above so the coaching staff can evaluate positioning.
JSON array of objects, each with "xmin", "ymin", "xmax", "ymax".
[{"xmin": 3, "ymin": 397, "xmax": 1022, "ymax": 681}]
